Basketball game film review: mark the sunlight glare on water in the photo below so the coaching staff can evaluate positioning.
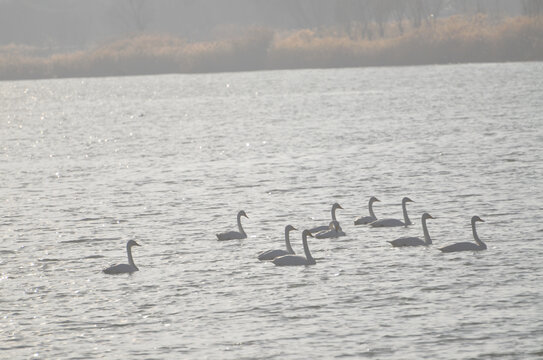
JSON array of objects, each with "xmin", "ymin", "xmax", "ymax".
[{"xmin": 1, "ymin": 62, "xmax": 542, "ymax": 359}]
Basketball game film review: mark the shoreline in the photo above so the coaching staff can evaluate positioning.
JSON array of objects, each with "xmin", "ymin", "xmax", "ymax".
[{"xmin": 1, "ymin": 15, "xmax": 542, "ymax": 81}]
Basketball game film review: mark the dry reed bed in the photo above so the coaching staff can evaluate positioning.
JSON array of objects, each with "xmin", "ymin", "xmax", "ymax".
[{"xmin": 1, "ymin": 15, "xmax": 541, "ymax": 80}]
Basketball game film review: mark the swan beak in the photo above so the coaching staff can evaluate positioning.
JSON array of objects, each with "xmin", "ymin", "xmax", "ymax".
[
  {"xmin": 308, "ymin": 233, "xmax": 314, "ymax": 238},
  {"xmin": 375, "ymin": 198, "xmax": 381, "ymax": 202},
  {"xmin": 292, "ymin": 227, "xmax": 298, "ymax": 231},
  {"xmin": 479, "ymin": 218, "xmax": 485, "ymax": 222}
]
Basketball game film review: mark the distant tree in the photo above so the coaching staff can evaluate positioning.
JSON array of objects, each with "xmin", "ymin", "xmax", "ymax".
[
  {"xmin": 391, "ymin": 0, "xmax": 407, "ymax": 34},
  {"xmin": 335, "ymin": 0, "xmax": 373, "ymax": 40},
  {"xmin": 372, "ymin": 0, "xmax": 393, "ymax": 37},
  {"xmin": 114, "ymin": 0, "xmax": 152, "ymax": 33},
  {"xmin": 522, "ymin": 0, "xmax": 543, "ymax": 16},
  {"xmin": 406, "ymin": 0, "xmax": 426, "ymax": 28},
  {"xmin": 426, "ymin": 0, "xmax": 444, "ymax": 25}
]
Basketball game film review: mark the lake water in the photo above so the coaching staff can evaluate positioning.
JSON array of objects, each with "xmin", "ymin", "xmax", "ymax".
[{"xmin": 1, "ymin": 63, "xmax": 542, "ymax": 359}]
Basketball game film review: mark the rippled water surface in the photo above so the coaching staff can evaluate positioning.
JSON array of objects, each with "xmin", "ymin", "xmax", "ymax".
[{"xmin": 1, "ymin": 63, "xmax": 542, "ymax": 359}]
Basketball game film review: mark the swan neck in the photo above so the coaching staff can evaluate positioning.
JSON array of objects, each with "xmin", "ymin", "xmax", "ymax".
[
  {"xmin": 368, "ymin": 199, "xmax": 376, "ymax": 218},
  {"xmin": 285, "ymin": 229, "xmax": 294, "ymax": 254},
  {"xmin": 421, "ymin": 217, "xmax": 432, "ymax": 245},
  {"xmin": 402, "ymin": 201, "xmax": 411, "ymax": 225},
  {"xmin": 302, "ymin": 234, "xmax": 315, "ymax": 265},
  {"xmin": 127, "ymin": 244, "xmax": 137, "ymax": 269},
  {"xmin": 472, "ymin": 220, "xmax": 486, "ymax": 249},
  {"xmin": 237, "ymin": 214, "xmax": 246, "ymax": 236},
  {"xmin": 331, "ymin": 207, "xmax": 337, "ymax": 221}
]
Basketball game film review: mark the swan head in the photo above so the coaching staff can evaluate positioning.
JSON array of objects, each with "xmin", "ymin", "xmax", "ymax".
[
  {"xmin": 402, "ymin": 197, "xmax": 414, "ymax": 204},
  {"xmin": 285, "ymin": 225, "xmax": 297, "ymax": 232},
  {"xmin": 370, "ymin": 196, "xmax": 380, "ymax": 203},
  {"xmin": 302, "ymin": 229, "xmax": 314, "ymax": 238},
  {"xmin": 238, "ymin": 210, "xmax": 248, "ymax": 219},
  {"xmin": 127, "ymin": 240, "xmax": 140, "ymax": 248},
  {"xmin": 332, "ymin": 203, "xmax": 343, "ymax": 210},
  {"xmin": 421, "ymin": 213, "xmax": 434, "ymax": 220},
  {"xmin": 471, "ymin": 215, "xmax": 484, "ymax": 223}
]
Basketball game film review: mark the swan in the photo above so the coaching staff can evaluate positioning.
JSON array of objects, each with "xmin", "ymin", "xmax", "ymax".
[
  {"xmin": 103, "ymin": 240, "xmax": 140, "ymax": 274},
  {"xmin": 309, "ymin": 203, "xmax": 343, "ymax": 233},
  {"xmin": 439, "ymin": 216, "xmax": 487, "ymax": 253},
  {"xmin": 258, "ymin": 225, "xmax": 297, "ymax": 260},
  {"xmin": 388, "ymin": 213, "xmax": 434, "ymax": 247},
  {"xmin": 216, "ymin": 210, "xmax": 248, "ymax": 240},
  {"xmin": 315, "ymin": 221, "xmax": 346, "ymax": 239},
  {"xmin": 354, "ymin": 196, "xmax": 380, "ymax": 225},
  {"xmin": 370, "ymin": 197, "xmax": 414, "ymax": 227},
  {"xmin": 273, "ymin": 230, "xmax": 316, "ymax": 266}
]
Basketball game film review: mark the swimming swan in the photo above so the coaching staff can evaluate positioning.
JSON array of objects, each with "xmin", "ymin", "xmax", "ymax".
[
  {"xmin": 258, "ymin": 225, "xmax": 297, "ymax": 260},
  {"xmin": 388, "ymin": 213, "xmax": 434, "ymax": 247},
  {"xmin": 216, "ymin": 210, "xmax": 248, "ymax": 240},
  {"xmin": 273, "ymin": 230, "xmax": 316, "ymax": 266},
  {"xmin": 354, "ymin": 196, "xmax": 380, "ymax": 225},
  {"xmin": 309, "ymin": 203, "xmax": 343, "ymax": 233},
  {"xmin": 103, "ymin": 240, "xmax": 140, "ymax": 274},
  {"xmin": 439, "ymin": 216, "xmax": 487, "ymax": 253},
  {"xmin": 315, "ymin": 221, "xmax": 346, "ymax": 239},
  {"xmin": 370, "ymin": 197, "xmax": 414, "ymax": 227}
]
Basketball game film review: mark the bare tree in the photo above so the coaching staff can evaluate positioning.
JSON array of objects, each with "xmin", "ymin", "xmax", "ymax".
[
  {"xmin": 522, "ymin": 0, "xmax": 543, "ymax": 16},
  {"xmin": 114, "ymin": 0, "xmax": 152, "ymax": 33},
  {"xmin": 372, "ymin": 0, "xmax": 394, "ymax": 37},
  {"xmin": 391, "ymin": 0, "xmax": 407, "ymax": 34},
  {"xmin": 334, "ymin": 0, "xmax": 373, "ymax": 40},
  {"xmin": 406, "ymin": 0, "xmax": 426, "ymax": 28},
  {"xmin": 426, "ymin": 0, "xmax": 444, "ymax": 25}
]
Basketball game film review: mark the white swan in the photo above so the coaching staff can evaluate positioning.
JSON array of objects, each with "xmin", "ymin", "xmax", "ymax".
[
  {"xmin": 216, "ymin": 210, "xmax": 248, "ymax": 240},
  {"xmin": 388, "ymin": 213, "xmax": 434, "ymax": 247},
  {"xmin": 354, "ymin": 196, "xmax": 380, "ymax": 225},
  {"xmin": 315, "ymin": 221, "xmax": 346, "ymax": 239},
  {"xmin": 103, "ymin": 240, "xmax": 140, "ymax": 274},
  {"xmin": 439, "ymin": 216, "xmax": 487, "ymax": 253},
  {"xmin": 309, "ymin": 203, "xmax": 343, "ymax": 233},
  {"xmin": 273, "ymin": 230, "xmax": 316, "ymax": 266},
  {"xmin": 370, "ymin": 197, "xmax": 414, "ymax": 227},
  {"xmin": 258, "ymin": 225, "xmax": 297, "ymax": 260}
]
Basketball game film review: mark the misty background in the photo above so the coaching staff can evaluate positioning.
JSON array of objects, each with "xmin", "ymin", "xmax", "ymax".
[
  {"xmin": 1, "ymin": 0, "xmax": 542, "ymax": 80},
  {"xmin": 1, "ymin": 0, "xmax": 539, "ymax": 50}
]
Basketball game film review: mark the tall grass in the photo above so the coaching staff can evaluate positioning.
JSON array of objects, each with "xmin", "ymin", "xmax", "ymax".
[{"xmin": 1, "ymin": 15, "xmax": 541, "ymax": 80}]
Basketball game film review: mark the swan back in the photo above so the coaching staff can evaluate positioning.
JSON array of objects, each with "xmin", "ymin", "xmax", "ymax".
[
  {"xmin": 388, "ymin": 236, "xmax": 426, "ymax": 247},
  {"xmin": 370, "ymin": 218, "xmax": 405, "ymax": 227}
]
